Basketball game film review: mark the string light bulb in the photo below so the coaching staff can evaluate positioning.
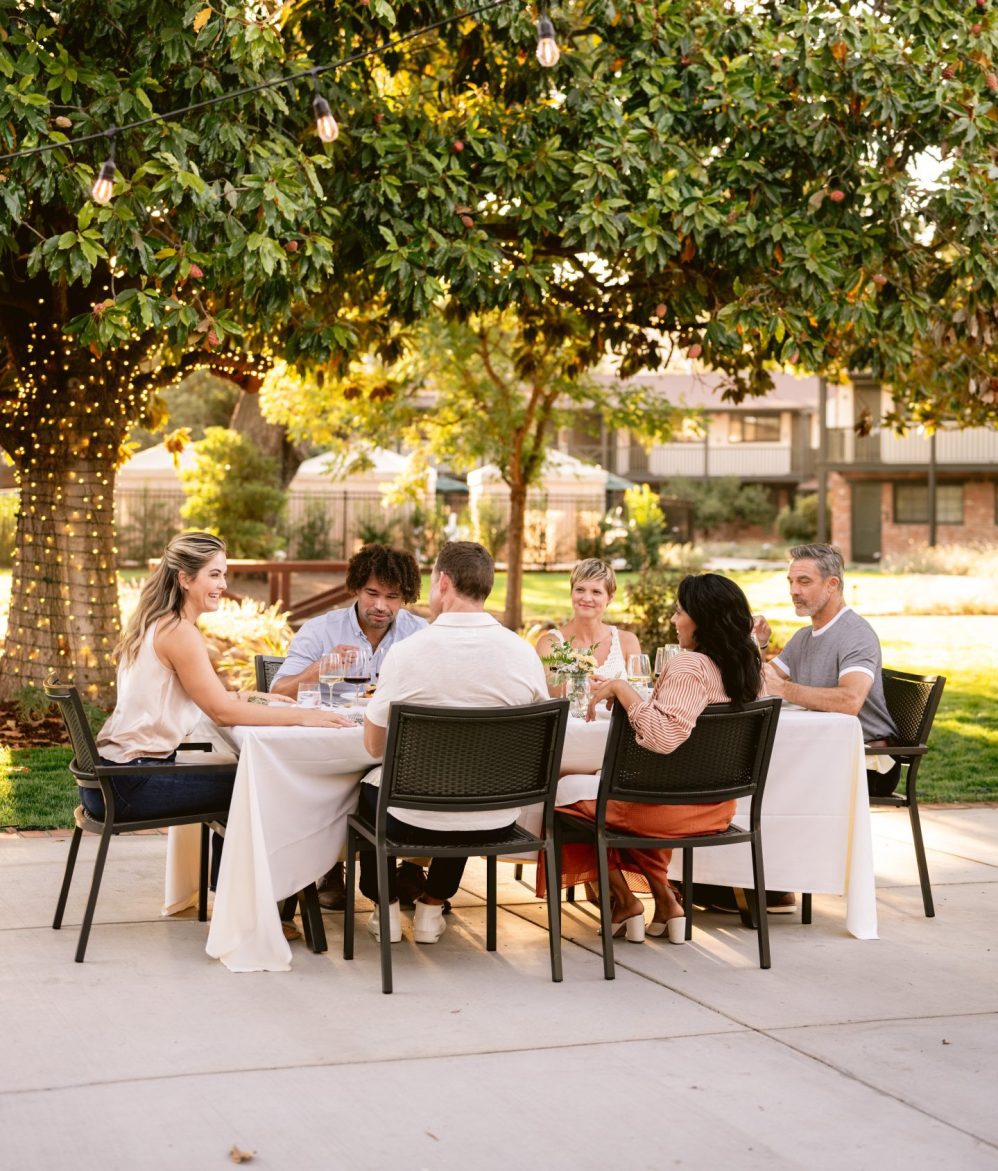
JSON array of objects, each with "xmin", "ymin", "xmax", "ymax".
[
  {"xmin": 91, "ymin": 133, "xmax": 117, "ymax": 204},
  {"xmin": 312, "ymin": 74, "xmax": 339, "ymax": 143},
  {"xmin": 536, "ymin": 15, "xmax": 560, "ymax": 67}
]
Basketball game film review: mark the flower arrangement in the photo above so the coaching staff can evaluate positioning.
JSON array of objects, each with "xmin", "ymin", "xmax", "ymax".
[{"xmin": 540, "ymin": 638, "xmax": 599, "ymax": 678}]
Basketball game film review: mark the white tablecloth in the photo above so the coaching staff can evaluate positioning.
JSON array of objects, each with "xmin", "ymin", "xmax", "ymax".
[
  {"xmin": 166, "ymin": 706, "xmax": 874, "ymax": 971},
  {"xmin": 519, "ymin": 708, "xmax": 875, "ymax": 941}
]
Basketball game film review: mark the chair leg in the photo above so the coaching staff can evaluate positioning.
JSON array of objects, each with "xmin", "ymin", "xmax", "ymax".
[
  {"xmin": 596, "ymin": 837, "xmax": 615, "ymax": 981},
  {"xmin": 513, "ymin": 863, "xmax": 523, "ymax": 882},
  {"xmin": 75, "ymin": 825, "xmax": 114, "ymax": 963},
  {"xmin": 53, "ymin": 825, "xmax": 83, "ymax": 930},
  {"xmin": 198, "ymin": 823, "xmax": 210, "ymax": 923},
  {"xmin": 486, "ymin": 855, "xmax": 497, "ymax": 952},
  {"xmin": 681, "ymin": 848, "xmax": 693, "ymax": 941},
  {"xmin": 907, "ymin": 798, "xmax": 935, "ymax": 918},
  {"xmin": 566, "ymin": 884, "xmax": 577, "ymax": 903},
  {"xmin": 376, "ymin": 847, "xmax": 394, "ymax": 994},
  {"xmin": 543, "ymin": 842, "xmax": 563, "ymax": 983},
  {"xmin": 801, "ymin": 893, "xmax": 812, "ymax": 925},
  {"xmin": 749, "ymin": 834, "xmax": 771, "ymax": 970},
  {"xmin": 299, "ymin": 883, "xmax": 327, "ymax": 953},
  {"xmin": 343, "ymin": 832, "xmax": 357, "ymax": 961}
]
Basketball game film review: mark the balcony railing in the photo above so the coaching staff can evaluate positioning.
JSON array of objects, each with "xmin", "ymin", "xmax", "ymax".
[{"xmin": 827, "ymin": 426, "xmax": 998, "ymax": 465}]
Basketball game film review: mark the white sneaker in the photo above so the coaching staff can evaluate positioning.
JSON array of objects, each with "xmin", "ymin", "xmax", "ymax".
[
  {"xmin": 367, "ymin": 901, "xmax": 401, "ymax": 943},
  {"xmin": 413, "ymin": 900, "xmax": 447, "ymax": 944}
]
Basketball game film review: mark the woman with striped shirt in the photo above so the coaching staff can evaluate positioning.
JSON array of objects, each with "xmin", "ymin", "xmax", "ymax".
[{"xmin": 557, "ymin": 573, "xmax": 763, "ymax": 943}]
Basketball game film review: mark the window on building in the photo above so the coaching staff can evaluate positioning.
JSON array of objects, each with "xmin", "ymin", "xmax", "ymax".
[
  {"xmin": 894, "ymin": 483, "xmax": 964, "ymax": 524},
  {"xmin": 728, "ymin": 414, "xmax": 781, "ymax": 443}
]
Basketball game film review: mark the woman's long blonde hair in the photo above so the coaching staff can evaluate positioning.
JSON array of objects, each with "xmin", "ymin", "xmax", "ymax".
[{"xmin": 117, "ymin": 532, "xmax": 226, "ymax": 664}]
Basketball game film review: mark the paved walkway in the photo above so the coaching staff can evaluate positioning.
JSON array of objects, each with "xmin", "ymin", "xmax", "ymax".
[{"xmin": 1, "ymin": 806, "xmax": 996, "ymax": 1170}]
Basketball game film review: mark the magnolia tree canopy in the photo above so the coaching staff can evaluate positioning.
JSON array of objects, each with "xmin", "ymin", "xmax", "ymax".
[{"xmin": 0, "ymin": 0, "xmax": 995, "ymax": 697}]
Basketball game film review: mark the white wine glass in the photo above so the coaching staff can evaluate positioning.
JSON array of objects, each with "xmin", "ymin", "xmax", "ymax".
[
  {"xmin": 318, "ymin": 651, "xmax": 345, "ymax": 707},
  {"xmin": 627, "ymin": 653, "xmax": 652, "ymax": 696},
  {"xmin": 654, "ymin": 645, "xmax": 680, "ymax": 677}
]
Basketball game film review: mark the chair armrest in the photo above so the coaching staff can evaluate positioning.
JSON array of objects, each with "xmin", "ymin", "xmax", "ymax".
[
  {"xmin": 178, "ymin": 741, "xmax": 215, "ymax": 752},
  {"xmin": 94, "ymin": 762, "xmax": 237, "ymax": 779},
  {"xmin": 865, "ymin": 744, "xmax": 928, "ymax": 758}
]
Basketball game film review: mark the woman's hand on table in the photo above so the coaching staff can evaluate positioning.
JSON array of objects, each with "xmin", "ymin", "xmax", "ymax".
[
  {"xmin": 298, "ymin": 708, "xmax": 356, "ymax": 728},
  {"xmin": 585, "ymin": 675, "xmax": 637, "ymax": 722}
]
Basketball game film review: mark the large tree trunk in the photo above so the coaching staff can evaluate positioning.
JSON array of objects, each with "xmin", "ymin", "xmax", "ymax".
[
  {"xmin": 229, "ymin": 390, "xmax": 302, "ymax": 488},
  {"xmin": 0, "ymin": 356, "xmax": 125, "ymax": 705},
  {"xmin": 502, "ymin": 477, "xmax": 528, "ymax": 631}
]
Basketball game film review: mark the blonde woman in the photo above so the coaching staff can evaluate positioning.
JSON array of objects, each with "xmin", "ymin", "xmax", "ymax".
[
  {"xmin": 88, "ymin": 531, "xmax": 349, "ymax": 826},
  {"xmin": 535, "ymin": 558, "xmax": 642, "ymax": 690}
]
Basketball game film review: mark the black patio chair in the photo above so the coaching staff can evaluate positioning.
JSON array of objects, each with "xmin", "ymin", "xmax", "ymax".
[
  {"xmin": 800, "ymin": 668, "xmax": 946, "ymax": 925},
  {"xmin": 254, "ymin": 654, "xmax": 286, "ymax": 693},
  {"xmin": 344, "ymin": 699, "xmax": 569, "ymax": 994},
  {"xmin": 45, "ymin": 677, "xmax": 235, "ymax": 963},
  {"xmin": 555, "ymin": 697, "xmax": 782, "ymax": 977}
]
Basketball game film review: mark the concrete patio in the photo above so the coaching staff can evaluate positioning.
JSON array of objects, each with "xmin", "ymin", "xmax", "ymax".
[{"xmin": 1, "ymin": 805, "xmax": 996, "ymax": 1170}]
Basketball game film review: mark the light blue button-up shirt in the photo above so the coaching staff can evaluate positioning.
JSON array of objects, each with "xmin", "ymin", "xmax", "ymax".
[{"xmin": 271, "ymin": 604, "xmax": 427, "ymax": 696}]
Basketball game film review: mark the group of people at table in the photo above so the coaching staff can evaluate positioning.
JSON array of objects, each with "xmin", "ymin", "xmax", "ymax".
[{"xmin": 90, "ymin": 531, "xmax": 898, "ymax": 949}]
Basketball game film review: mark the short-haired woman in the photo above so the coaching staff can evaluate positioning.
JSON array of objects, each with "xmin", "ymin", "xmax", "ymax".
[
  {"xmin": 535, "ymin": 558, "xmax": 642, "ymax": 688},
  {"xmin": 552, "ymin": 573, "xmax": 764, "ymax": 943},
  {"xmin": 90, "ymin": 532, "xmax": 350, "ymax": 826}
]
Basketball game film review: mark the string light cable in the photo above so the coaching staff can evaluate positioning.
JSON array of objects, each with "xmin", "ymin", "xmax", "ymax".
[{"xmin": 0, "ymin": 2, "xmax": 562, "ymax": 201}]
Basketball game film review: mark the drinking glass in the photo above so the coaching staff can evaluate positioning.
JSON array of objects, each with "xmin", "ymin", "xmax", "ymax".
[
  {"xmin": 654, "ymin": 645, "xmax": 680, "ymax": 677},
  {"xmin": 318, "ymin": 651, "xmax": 345, "ymax": 707},
  {"xmin": 343, "ymin": 648, "xmax": 372, "ymax": 704},
  {"xmin": 627, "ymin": 653, "xmax": 652, "ymax": 695},
  {"xmin": 296, "ymin": 683, "xmax": 322, "ymax": 708}
]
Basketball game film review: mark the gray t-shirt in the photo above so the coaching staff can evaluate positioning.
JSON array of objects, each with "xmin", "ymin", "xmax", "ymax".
[{"xmin": 774, "ymin": 607, "xmax": 896, "ymax": 742}]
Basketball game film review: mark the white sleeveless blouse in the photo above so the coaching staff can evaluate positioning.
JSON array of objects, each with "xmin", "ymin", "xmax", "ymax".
[
  {"xmin": 96, "ymin": 622, "xmax": 203, "ymax": 763},
  {"xmin": 559, "ymin": 624, "xmax": 628, "ymax": 680}
]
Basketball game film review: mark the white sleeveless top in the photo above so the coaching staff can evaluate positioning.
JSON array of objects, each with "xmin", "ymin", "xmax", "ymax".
[
  {"xmin": 95, "ymin": 622, "xmax": 203, "ymax": 763},
  {"xmin": 560, "ymin": 624, "xmax": 628, "ymax": 680}
]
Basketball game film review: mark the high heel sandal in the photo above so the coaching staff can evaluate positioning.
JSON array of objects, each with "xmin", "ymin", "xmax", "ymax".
[
  {"xmin": 605, "ymin": 911, "xmax": 645, "ymax": 943},
  {"xmin": 647, "ymin": 916, "xmax": 686, "ymax": 944}
]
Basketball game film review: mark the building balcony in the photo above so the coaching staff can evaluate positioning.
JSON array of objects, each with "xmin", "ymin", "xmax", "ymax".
[{"xmin": 827, "ymin": 426, "xmax": 998, "ymax": 467}]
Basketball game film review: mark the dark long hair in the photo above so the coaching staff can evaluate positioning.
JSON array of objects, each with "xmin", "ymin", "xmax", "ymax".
[{"xmin": 677, "ymin": 573, "xmax": 761, "ymax": 706}]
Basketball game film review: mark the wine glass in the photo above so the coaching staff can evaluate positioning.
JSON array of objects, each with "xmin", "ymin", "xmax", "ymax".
[
  {"xmin": 343, "ymin": 648, "xmax": 372, "ymax": 705},
  {"xmin": 654, "ymin": 645, "xmax": 680, "ymax": 677},
  {"xmin": 627, "ymin": 653, "xmax": 652, "ymax": 697},
  {"xmin": 318, "ymin": 651, "xmax": 345, "ymax": 707}
]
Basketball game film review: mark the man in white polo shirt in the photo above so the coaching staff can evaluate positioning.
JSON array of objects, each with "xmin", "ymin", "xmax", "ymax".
[{"xmin": 360, "ymin": 541, "xmax": 549, "ymax": 944}]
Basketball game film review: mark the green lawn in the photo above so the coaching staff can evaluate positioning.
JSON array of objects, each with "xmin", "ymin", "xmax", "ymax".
[{"xmin": 2, "ymin": 568, "xmax": 995, "ymax": 826}]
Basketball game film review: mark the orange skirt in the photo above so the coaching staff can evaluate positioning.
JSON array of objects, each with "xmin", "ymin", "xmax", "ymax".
[{"xmin": 537, "ymin": 798, "xmax": 736, "ymax": 897}]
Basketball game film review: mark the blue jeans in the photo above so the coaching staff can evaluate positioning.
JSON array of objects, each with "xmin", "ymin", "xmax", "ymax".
[{"xmin": 82, "ymin": 755, "xmax": 234, "ymax": 889}]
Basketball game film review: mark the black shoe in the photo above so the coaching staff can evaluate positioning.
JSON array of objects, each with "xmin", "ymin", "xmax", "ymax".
[
  {"xmin": 396, "ymin": 861, "xmax": 426, "ymax": 909},
  {"xmin": 316, "ymin": 862, "xmax": 346, "ymax": 911}
]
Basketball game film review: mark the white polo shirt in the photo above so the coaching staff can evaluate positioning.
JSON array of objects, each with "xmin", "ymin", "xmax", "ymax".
[{"xmin": 364, "ymin": 611, "xmax": 549, "ymax": 830}]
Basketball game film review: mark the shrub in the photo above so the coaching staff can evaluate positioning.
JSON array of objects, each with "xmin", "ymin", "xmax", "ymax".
[
  {"xmin": 624, "ymin": 483, "xmax": 667, "ymax": 568},
  {"xmin": 289, "ymin": 500, "xmax": 333, "ymax": 560},
  {"xmin": 203, "ymin": 598, "xmax": 295, "ymax": 691},
  {"xmin": 776, "ymin": 493, "xmax": 820, "ymax": 543},
  {"xmin": 666, "ymin": 477, "xmax": 778, "ymax": 538},
  {"xmin": 180, "ymin": 427, "xmax": 286, "ymax": 558},
  {"xmin": 624, "ymin": 544, "xmax": 706, "ymax": 650},
  {"xmin": 473, "ymin": 499, "xmax": 509, "ymax": 558},
  {"xmin": 116, "ymin": 489, "xmax": 183, "ymax": 564},
  {"xmin": 881, "ymin": 542, "xmax": 998, "ymax": 577}
]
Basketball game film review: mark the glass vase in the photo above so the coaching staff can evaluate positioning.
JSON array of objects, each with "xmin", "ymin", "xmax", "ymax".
[{"xmin": 565, "ymin": 672, "xmax": 590, "ymax": 719}]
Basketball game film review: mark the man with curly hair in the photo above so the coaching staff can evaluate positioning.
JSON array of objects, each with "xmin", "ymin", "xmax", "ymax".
[{"xmin": 270, "ymin": 543, "xmax": 428, "ymax": 908}]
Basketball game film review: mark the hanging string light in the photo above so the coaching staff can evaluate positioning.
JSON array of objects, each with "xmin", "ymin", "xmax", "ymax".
[
  {"xmin": 536, "ymin": 14, "xmax": 560, "ymax": 67},
  {"xmin": 91, "ymin": 132, "xmax": 117, "ymax": 205},
  {"xmin": 312, "ymin": 71, "xmax": 339, "ymax": 143}
]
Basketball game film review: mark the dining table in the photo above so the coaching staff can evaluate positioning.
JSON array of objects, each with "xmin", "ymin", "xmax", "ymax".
[{"xmin": 164, "ymin": 704, "xmax": 875, "ymax": 972}]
